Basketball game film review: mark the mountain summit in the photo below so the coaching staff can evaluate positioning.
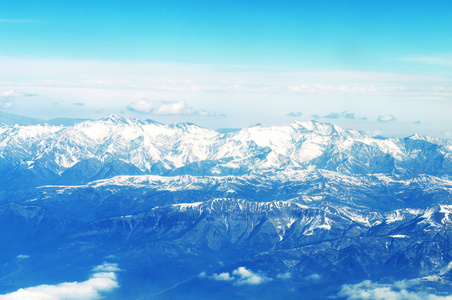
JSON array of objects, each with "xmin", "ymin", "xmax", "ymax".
[{"xmin": 0, "ymin": 117, "xmax": 451, "ymax": 188}]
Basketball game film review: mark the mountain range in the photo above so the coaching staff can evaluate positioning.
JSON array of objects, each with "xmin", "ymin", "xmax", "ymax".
[{"xmin": 1, "ymin": 115, "xmax": 452, "ymax": 299}]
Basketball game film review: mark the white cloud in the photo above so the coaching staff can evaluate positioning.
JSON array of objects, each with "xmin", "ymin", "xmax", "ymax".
[
  {"xmin": 338, "ymin": 280, "xmax": 452, "ymax": 300},
  {"xmin": 211, "ymin": 272, "xmax": 234, "ymax": 281},
  {"xmin": 91, "ymin": 263, "xmax": 120, "ymax": 273},
  {"xmin": 206, "ymin": 267, "xmax": 271, "ymax": 286},
  {"xmin": 319, "ymin": 111, "xmax": 358, "ymax": 120},
  {"xmin": 127, "ymin": 99, "xmax": 216, "ymax": 116},
  {"xmin": 0, "ymin": 90, "xmax": 36, "ymax": 99},
  {"xmin": 304, "ymin": 273, "xmax": 321, "ymax": 280},
  {"xmin": 0, "ymin": 263, "xmax": 120, "ymax": 300},
  {"xmin": 377, "ymin": 115, "xmax": 397, "ymax": 122},
  {"xmin": 0, "ymin": 89, "xmax": 37, "ymax": 109},
  {"xmin": 0, "ymin": 57, "xmax": 451, "ymax": 138},
  {"xmin": 232, "ymin": 267, "xmax": 269, "ymax": 285},
  {"xmin": 16, "ymin": 255, "xmax": 30, "ymax": 259}
]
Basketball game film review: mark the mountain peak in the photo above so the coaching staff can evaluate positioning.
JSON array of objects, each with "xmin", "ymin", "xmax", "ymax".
[
  {"xmin": 98, "ymin": 115, "xmax": 161, "ymax": 126},
  {"xmin": 101, "ymin": 114, "xmax": 130, "ymax": 124}
]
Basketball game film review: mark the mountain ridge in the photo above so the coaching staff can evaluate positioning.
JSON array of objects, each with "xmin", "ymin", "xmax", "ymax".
[{"xmin": 1, "ymin": 115, "xmax": 451, "ymax": 189}]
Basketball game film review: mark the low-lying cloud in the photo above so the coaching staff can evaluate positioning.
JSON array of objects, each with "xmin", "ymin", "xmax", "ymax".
[
  {"xmin": 0, "ymin": 89, "xmax": 37, "ymax": 109},
  {"xmin": 232, "ymin": 267, "xmax": 270, "ymax": 285},
  {"xmin": 338, "ymin": 280, "xmax": 452, "ymax": 300},
  {"xmin": 0, "ymin": 262, "xmax": 120, "ymax": 300},
  {"xmin": 377, "ymin": 115, "xmax": 397, "ymax": 122},
  {"xmin": 200, "ymin": 266, "xmax": 272, "ymax": 286},
  {"xmin": 314, "ymin": 111, "xmax": 359, "ymax": 121},
  {"xmin": 127, "ymin": 99, "xmax": 216, "ymax": 116}
]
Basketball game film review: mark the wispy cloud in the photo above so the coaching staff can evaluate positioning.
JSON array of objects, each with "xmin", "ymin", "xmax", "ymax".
[
  {"xmin": 1, "ymin": 57, "xmax": 450, "ymax": 95},
  {"xmin": 406, "ymin": 54, "xmax": 452, "ymax": 67},
  {"xmin": 304, "ymin": 274, "xmax": 321, "ymax": 280},
  {"xmin": 73, "ymin": 102, "xmax": 85, "ymax": 106},
  {"xmin": 127, "ymin": 99, "xmax": 216, "ymax": 116},
  {"xmin": 377, "ymin": 115, "xmax": 397, "ymax": 122},
  {"xmin": 276, "ymin": 272, "xmax": 292, "ymax": 280},
  {"xmin": 0, "ymin": 262, "xmax": 120, "ymax": 300},
  {"xmin": 0, "ymin": 90, "xmax": 37, "ymax": 99}
]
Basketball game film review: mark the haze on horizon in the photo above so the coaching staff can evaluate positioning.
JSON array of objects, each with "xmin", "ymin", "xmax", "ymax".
[{"xmin": 1, "ymin": 0, "xmax": 452, "ymax": 138}]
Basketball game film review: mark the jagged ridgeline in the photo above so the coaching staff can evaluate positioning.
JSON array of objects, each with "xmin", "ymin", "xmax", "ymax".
[{"xmin": 1, "ymin": 116, "xmax": 452, "ymax": 299}]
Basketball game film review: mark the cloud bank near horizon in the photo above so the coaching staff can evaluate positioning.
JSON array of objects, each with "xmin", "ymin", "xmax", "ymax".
[
  {"xmin": 1, "ymin": 57, "xmax": 450, "ymax": 138},
  {"xmin": 127, "ymin": 99, "xmax": 217, "ymax": 116}
]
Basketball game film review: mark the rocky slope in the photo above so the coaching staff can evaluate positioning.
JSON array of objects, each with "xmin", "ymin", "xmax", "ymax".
[{"xmin": 1, "ymin": 116, "xmax": 452, "ymax": 299}]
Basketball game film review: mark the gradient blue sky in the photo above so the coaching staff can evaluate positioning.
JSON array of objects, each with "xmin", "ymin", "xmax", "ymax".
[{"xmin": 1, "ymin": 0, "xmax": 452, "ymax": 137}]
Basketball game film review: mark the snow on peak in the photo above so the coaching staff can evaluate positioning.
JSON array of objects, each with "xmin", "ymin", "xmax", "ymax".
[
  {"xmin": 1, "ymin": 117, "xmax": 451, "ymax": 178},
  {"xmin": 101, "ymin": 114, "xmax": 130, "ymax": 124}
]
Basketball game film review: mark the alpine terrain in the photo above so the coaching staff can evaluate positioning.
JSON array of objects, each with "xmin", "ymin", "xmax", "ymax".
[{"xmin": 1, "ymin": 115, "xmax": 452, "ymax": 299}]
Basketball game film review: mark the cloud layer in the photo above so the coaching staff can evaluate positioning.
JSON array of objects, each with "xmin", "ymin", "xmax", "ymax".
[
  {"xmin": 338, "ymin": 280, "xmax": 452, "ymax": 300},
  {"xmin": 127, "ymin": 99, "xmax": 216, "ymax": 116},
  {"xmin": 0, "ymin": 263, "xmax": 120, "ymax": 300}
]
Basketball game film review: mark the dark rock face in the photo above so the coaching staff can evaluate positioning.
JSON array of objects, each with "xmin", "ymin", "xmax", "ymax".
[{"xmin": 2, "ymin": 198, "xmax": 452, "ymax": 299}]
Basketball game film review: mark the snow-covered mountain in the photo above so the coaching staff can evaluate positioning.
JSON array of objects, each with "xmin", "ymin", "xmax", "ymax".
[
  {"xmin": 2, "ymin": 198, "xmax": 452, "ymax": 299},
  {"xmin": 1, "ymin": 115, "xmax": 452, "ymax": 189},
  {"xmin": 1, "ymin": 116, "xmax": 452, "ymax": 299}
]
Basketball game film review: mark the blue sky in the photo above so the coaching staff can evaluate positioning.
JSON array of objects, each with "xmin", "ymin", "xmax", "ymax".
[{"xmin": 1, "ymin": 0, "xmax": 452, "ymax": 137}]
